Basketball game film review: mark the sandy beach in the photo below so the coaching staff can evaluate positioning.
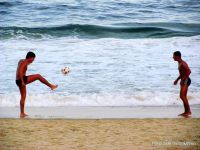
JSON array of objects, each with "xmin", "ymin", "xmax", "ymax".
[
  {"xmin": 0, "ymin": 106, "xmax": 200, "ymax": 149},
  {"xmin": 0, "ymin": 118, "xmax": 199, "ymax": 150}
]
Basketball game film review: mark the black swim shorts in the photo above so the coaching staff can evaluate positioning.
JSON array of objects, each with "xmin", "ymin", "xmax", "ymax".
[
  {"xmin": 16, "ymin": 76, "xmax": 28, "ymax": 87},
  {"xmin": 182, "ymin": 77, "xmax": 191, "ymax": 87}
]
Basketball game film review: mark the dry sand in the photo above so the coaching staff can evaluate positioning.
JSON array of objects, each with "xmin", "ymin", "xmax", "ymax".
[{"xmin": 0, "ymin": 119, "xmax": 199, "ymax": 150}]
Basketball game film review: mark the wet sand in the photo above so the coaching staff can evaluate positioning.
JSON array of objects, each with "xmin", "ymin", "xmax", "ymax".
[
  {"xmin": 0, "ymin": 118, "xmax": 200, "ymax": 150},
  {"xmin": 0, "ymin": 105, "xmax": 200, "ymax": 119}
]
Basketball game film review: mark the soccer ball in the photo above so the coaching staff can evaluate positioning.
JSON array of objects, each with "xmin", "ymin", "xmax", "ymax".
[{"xmin": 61, "ymin": 67, "xmax": 70, "ymax": 74}]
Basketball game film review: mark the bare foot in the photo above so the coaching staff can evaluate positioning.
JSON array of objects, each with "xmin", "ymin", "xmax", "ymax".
[
  {"xmin": 178, "ymin": 112, "xmax": 192, "ymax": 117},
  {"xmin": 51, "ymin": 84, "xmax": 58, "ymax": 90},
  {"xmin": 20, "ymin": 113, "xmax": 28, "ymax": 118}
]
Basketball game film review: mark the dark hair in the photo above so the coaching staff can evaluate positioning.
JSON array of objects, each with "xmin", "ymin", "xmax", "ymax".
[
  {"xmin": 26, "ymin": 51, "xmax": 36, "ymax": 59},
  {"xmin": 173, "ymin": 51, "xmax": 181, "ymax": 57}
]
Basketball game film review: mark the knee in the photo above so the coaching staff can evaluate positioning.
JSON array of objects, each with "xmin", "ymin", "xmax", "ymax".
[
  {"xmin": 20, "ymin": 99, "xmax": 25, "ymax": 105},
  {"xmin": 36, "ymin": 74, "xmax": 42, "ymax": 79},
  {"xmin": 21, "ymin": 95, "xmax": 26, "ymax": 100}
]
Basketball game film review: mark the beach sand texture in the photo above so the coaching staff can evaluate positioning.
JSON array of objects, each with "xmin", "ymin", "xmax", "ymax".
[{"xmin": 0, "ymin": 119, "xmax": 199, "ymax": 150}]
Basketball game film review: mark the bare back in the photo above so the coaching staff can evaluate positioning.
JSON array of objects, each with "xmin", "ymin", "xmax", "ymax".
[
  {"xmin": 16, "ymin": 59, "xmax": 27, "ymax": 80},
  {"xmin": 178, "ymin": 60, "xmax": 191, "ymax": 80}
]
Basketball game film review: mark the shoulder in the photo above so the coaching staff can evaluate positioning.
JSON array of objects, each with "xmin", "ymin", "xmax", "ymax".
[
  {"xmin": 18, "ymin": 59, "xmax": 24, "ymax": 63},
  {"xmin": 18, "ymin": 59, "xmax": 26, "ymax": 66},
  {"xmin": 182, "ymin": 60, "xmax": 188, "ymax": 66},
  {"xmin": 181, "ymin": 60, "xmax": 190, "ymax": 69}
]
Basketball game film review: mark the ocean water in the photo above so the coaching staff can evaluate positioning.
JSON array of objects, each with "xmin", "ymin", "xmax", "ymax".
[{"xmin": 0, "ymin": 0, "xmax": 200, "ymax": 107}]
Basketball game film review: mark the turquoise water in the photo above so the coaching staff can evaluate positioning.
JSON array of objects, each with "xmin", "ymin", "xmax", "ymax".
[
  {"xmin": 1, "ymin": 23, "xmax": 200, "ymax": 39},
  {"xmin": 0, "ymin": 0, "xmax": 200, "ymax": 106},
  {"xmin": 1, "ymin": 0, "xmax": 200, "ymax": 39}
]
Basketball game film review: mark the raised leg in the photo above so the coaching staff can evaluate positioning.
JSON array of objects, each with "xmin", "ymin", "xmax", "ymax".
[{"xmin": 26, "ymin": 74, "xmax": 58, "ymax": 90}]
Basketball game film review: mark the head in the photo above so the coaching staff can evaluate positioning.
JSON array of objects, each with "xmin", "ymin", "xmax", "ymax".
[
  {"xmin": 173, "ymin": 51, "xmax": 181, "ymax": 61},
  {"xmin": 26, "ymin": 51, "xmax": 36, "ymax": 64}
]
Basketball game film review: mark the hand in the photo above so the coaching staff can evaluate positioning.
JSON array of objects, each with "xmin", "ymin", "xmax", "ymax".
[{"xmin": 174, "ymin": 80, "xmax": 178, "ymax": 85}]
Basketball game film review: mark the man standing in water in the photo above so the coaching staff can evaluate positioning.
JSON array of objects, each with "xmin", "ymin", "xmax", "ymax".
[
  {"xmin": 173, "ymin": 51, "xmax": 191, "ymax": 117},
  {"xmin": 16, "ymin": 51, "xmax": 58, "ymax": 118}
]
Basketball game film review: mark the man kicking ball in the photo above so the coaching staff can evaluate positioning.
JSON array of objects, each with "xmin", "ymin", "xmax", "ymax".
[
  {"xmin": 16, "ymin": 51, "xmax": 58, "ymax": 118},
  {"xmin": 173, "ymin": 51, "xmax": 191, "ymax": 117}
]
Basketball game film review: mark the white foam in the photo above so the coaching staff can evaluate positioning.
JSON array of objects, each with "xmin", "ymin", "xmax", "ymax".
[
  {"xmin": 0, "ymin": 91, "xmax": 200, "ymax": 107},
  {"xmin": 1, "ymin": 36, "xmax": 200, "ymax": 107}
]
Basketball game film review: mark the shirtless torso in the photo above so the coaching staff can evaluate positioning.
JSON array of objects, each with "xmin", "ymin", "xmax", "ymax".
[
  {"xmin": 178, "ymin": 60, "xmax": 191, "ymax": 86},
  {"xmin": 16, "ymin": 59, "xmax": 27, "ymax": 80}
]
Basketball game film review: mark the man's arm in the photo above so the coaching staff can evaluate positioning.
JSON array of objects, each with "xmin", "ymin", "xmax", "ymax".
[
  {"xmin": 174, "ymin": 76, "xmax": 181, "ymax": 85},
  {"xmin": 176, "ymin": 76, "xmax": 181, "ymax": 81}
]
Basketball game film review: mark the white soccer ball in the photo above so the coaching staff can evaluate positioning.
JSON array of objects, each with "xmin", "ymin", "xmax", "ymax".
[{"xmin": 61, "ymin": 67, "xmax": 70, "ymax": 74}]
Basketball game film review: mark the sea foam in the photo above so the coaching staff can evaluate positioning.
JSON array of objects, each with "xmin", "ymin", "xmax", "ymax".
[{"xmin": 0, "ymin": 91, "xmax": 200, "ymax": 107}]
